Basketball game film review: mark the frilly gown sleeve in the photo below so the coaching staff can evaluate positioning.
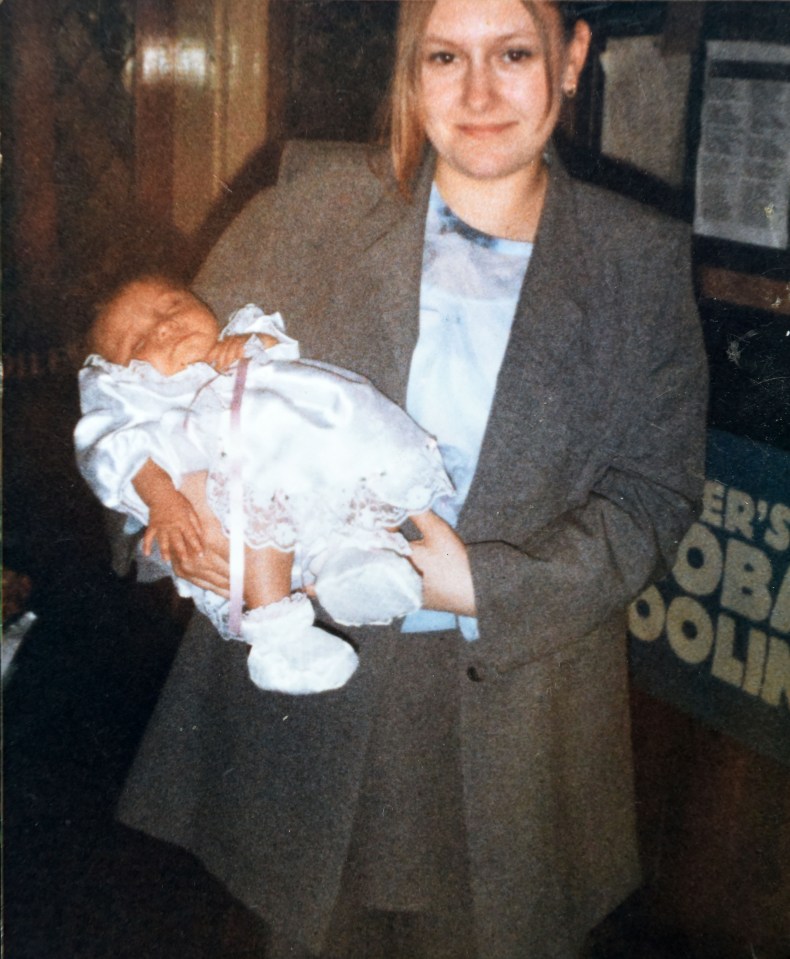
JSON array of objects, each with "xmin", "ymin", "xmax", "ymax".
[
  {"xmin": 74, "ymin": 357, "xmax": 214, "ymax": 525},
  {"xmin": 221, "ymin": 304, "xmax": 300, "ymax": 362}
]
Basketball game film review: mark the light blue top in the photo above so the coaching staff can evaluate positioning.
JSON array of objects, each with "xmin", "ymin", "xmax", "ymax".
[{"xmin": 402, "ymin": 184, "xmax": 533, "ymax": 640}]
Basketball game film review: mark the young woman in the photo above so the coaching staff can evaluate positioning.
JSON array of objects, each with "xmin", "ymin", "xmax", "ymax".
[{"xmin": 116, "ymin": 2, "xmax": 707, "ymax": 956}]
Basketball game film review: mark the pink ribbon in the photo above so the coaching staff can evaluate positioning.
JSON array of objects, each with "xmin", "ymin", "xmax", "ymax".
[{"xmin": 228, "ymin": 358, "xmax": 250, "ymax": 637}]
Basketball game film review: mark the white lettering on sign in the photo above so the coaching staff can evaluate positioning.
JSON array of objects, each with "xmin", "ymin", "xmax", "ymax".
[
  {"xmin": 672, "ymin": 523, "xmax": 723, "ymax": 596},
  {"xmin": 724, "ymin": 488, "xmax": 756, "ymax": 541},
  {"xmin": 766, "ymin": 504, "xmax": 790, "ymax": 552},
  {"xmin": 629, "ymin": 478, "xmax": 790, "ymax": 714},
  {"xmin": 721, "ymin": 539, "xmax": 774, "ymax": 622},
  {"xmin": 629, "ymin": 593, "xmax": 790, "ymax": 709},
  {"xmin": 763, "ymin": 637, "xmax": 790, "ymax": 708},
  {"xmin": 628, "ymin": 586, "xmax": 665, "ymax": 642},
  {"xmin": 711, "ymin": 613, "xmax": 744, "ymax": 688},
  {"xmin": 700, "ymin": 480, "xmax": 725, "ymax": 529},
  {"xmin": 666, "ymin": 596, "xmax": 714, "ymax": 664},
  {"xmin": 771, "ymin": 567, "xmax": 790, "ymax": 634}
]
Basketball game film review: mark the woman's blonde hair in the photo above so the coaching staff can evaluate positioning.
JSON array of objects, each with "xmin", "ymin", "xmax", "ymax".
[
  {"xmin": 384, "ymin": 1, "xmax": 436, "ymax": 198},
  {"xmin": 384, "ymin": 0, "xmax": 584, "ymax": 198}
]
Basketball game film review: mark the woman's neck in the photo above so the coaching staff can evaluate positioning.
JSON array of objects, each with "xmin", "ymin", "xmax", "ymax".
[{"xmin": 434, "ymin": 159, "xmax": 548, "ymax": 242}]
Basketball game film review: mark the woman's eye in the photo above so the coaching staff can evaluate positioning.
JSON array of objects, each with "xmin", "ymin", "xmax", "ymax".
[
  {"xmin": 427, "ymin": 51, "xmax": 456, "ymax": 66},
  {"xmin": 502, "ymin": 48, "xmax": 534, "ymax": 63}
]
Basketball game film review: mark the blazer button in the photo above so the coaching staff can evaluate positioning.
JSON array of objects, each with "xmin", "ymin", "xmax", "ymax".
[{"xmin": 467, "ymin": 666, "xmax": 483, "ymax": 683}]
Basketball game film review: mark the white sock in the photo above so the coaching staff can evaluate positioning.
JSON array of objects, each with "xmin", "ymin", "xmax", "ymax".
[{"xmin": 242, "ymin": 594, "xmax": 358, "ymax": 695}]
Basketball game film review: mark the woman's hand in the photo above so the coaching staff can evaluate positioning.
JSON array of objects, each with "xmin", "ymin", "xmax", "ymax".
[
  {"xmin": 167, "ymin": 471, "xmax": 231, "ymax": 596},
  {"xmin": 169, "ymin": 540, "xmax": 231, "ymax": 597},
  {"xmin": 409, "ymin": 511, "xmax": 477, "ymax": 617}
]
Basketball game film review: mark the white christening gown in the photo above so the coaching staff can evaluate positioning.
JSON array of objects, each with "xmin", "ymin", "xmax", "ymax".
[{"xmin": 75, "ymin": 306, "xmax": 452, "ymax": 646}]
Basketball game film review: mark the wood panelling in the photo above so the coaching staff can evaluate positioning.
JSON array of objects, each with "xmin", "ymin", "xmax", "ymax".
[
  {"xmin": 699, "ymin": 266, "xmax": 790, "ymax": 316},
  {"xmin": 167, "ymin": 0, "xmax": 272, "ymax": 236},
  {"xmin": 135, "ymin": 0, "xmax": 176, "ymax": 223},
  {"xmin": 3, "ymin": 0, "xmax": 60, "ymax": 336}
]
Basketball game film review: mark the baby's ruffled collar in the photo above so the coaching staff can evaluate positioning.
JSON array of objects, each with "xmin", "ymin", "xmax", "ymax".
[{"xmin": 83, "ymin": 352, "xmax": 220, "ymax": 383}]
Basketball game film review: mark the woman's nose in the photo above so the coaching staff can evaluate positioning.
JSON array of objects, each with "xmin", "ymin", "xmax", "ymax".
[{"xmin": 463, "ymin": 61, "xmax": 496, "ymax": 111}]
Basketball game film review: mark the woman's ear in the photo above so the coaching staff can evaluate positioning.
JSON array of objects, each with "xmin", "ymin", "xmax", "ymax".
[{"xmin": 563, "ymin": 19, "xmax": 592, "ymax": 95}]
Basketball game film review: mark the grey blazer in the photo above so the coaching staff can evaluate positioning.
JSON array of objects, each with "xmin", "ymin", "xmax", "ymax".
[{"xmin": 118, "ymin": 142, "xmax": 707, "ymax": 958}]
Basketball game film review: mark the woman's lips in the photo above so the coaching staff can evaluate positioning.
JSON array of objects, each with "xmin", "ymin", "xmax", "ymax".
[{"xmin": 457, "ymin": 122, "xmax": 516, "ymax": 137}]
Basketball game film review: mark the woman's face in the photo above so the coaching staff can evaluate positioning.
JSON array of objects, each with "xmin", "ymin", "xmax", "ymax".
[{"xmin": 418, "ymin": 0, "xmax": 589, "ymax": 185}]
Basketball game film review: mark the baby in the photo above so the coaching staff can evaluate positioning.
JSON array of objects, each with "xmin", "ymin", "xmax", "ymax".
[{"xmin": 75, "ymin": 275, "xmax": 453, "ymax": 695}]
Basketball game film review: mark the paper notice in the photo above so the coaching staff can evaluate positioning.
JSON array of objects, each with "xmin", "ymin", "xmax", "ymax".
[{"xmin": 695, "ymin": 41, "xmax": 790, "ymax": 249}]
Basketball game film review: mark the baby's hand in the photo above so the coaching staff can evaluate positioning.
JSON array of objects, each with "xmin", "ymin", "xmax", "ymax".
[
  {"xmin": 207, "ymin": 334, "xmax": 279, "ymax": 371},
  {"xmin": 143, "ymin": 488, "xmax": 205, "ymax": 566}
]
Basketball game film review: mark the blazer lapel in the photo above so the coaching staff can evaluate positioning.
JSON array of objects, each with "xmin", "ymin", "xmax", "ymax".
[
  {"xmin": 325, "ymin": 154, "xmax": 435, "ymax": 406},
  {"xmin": 460, "ymin": 161, "xmax": 595, "ymax": 538},
  {"xmin": 503, "ymin": 159, "xmax": 591, "ymax": 399}
]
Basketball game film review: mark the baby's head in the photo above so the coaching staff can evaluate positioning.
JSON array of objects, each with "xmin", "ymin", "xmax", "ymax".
[{"xmin": 89, "ymin": 274, "xmax": 220, "ymax": 376}]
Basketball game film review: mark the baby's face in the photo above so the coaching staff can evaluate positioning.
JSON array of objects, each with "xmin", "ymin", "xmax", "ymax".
[{"xmin": 94, "ymin": 278, "xmax": 220, "ymax": 376}]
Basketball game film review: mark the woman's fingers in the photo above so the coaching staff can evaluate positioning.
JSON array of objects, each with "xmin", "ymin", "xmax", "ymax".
[
  {"xmin": 169, "ymin": 529, "xmax": 203, "ymax": 567},
  {"xmin": 143, "ymin": 522, "xmax": 203, "ymax": 566},
  {"xmin": 183, "ymin": 507, "xmax": 205, "ymax": 554},
  {"xmin": 408, "ymin": 510, "xmax": 477, "ymax": 617},
  {"xmin": 171, "ymin": 546, "xmax": 231, "ymax": 596}
]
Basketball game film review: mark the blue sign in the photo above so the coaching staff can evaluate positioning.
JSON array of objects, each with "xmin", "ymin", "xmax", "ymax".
[{"xmin": 629, "ymin": 429, "xmax": 790, "ymax": 766}]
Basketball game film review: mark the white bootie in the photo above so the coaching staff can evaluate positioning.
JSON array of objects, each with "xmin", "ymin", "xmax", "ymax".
[
  {"xmin": 241, "ymin": 593, "xmax": 358, "ymax": 695},
  {"xmin": 315, "ymin": 547, "xmax": 423, "ymax": 627}
]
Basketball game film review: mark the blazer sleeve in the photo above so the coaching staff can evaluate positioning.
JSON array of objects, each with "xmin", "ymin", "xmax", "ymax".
[{"xmin": 467, "ymin": 228, "xmax": 708, "ymax": 672}]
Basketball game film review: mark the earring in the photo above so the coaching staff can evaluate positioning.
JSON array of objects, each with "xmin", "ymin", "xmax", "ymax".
[{"xmin": 564, "ymin": 83, "xmax": 578, "ymax": 99}]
